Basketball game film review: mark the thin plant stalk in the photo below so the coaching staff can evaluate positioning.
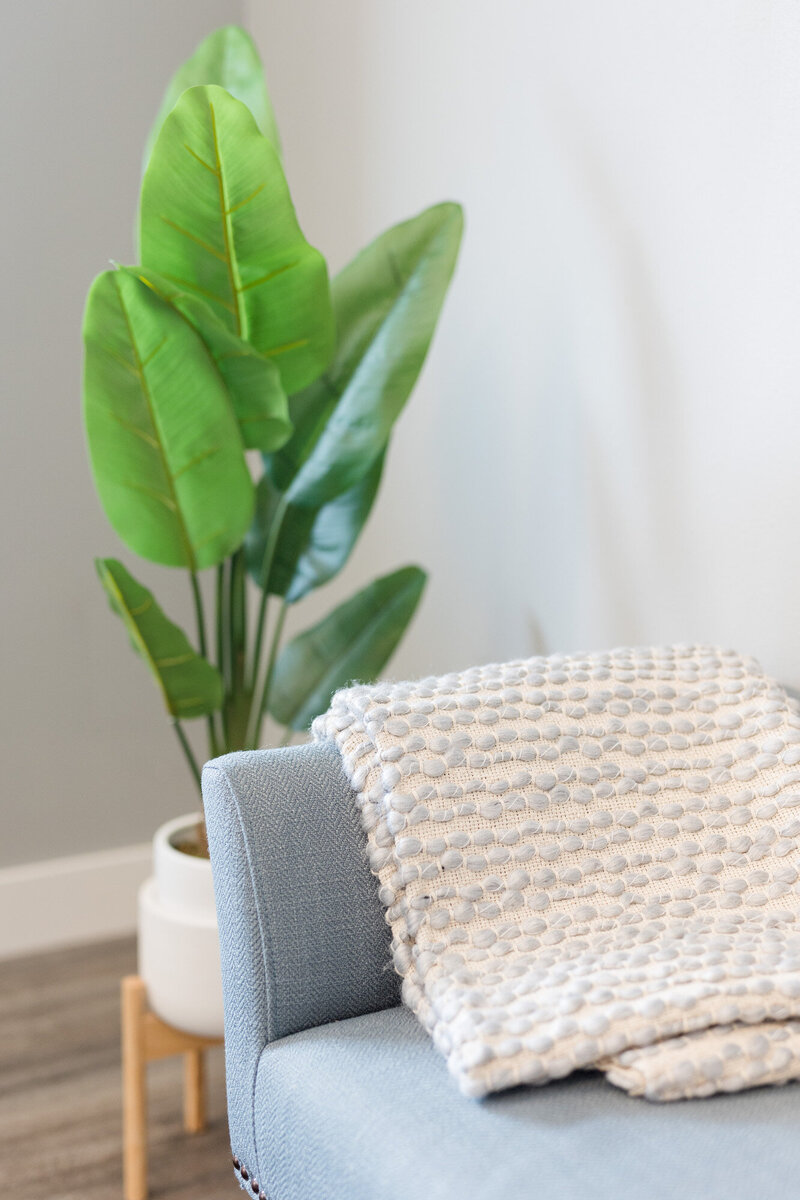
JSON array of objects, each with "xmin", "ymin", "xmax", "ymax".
[
  {"xmin": 190, "ymin": 569, "xmax": 219, "ymax": 758},
  {"xmin": 248, "ymin": 495, "xmax": 289, "ymax": 692},
  {"xmin": 189, "ymin": 571, "xmax": 207, "ymax": 656},
  {"xmin": 223, "ymin": 549, "xmax": 248, "ymax": 753},
  {"xmin": 215, "ymin": 562, "xmax": 228, "ymax": 684},
  {"xmin": 216, "ymin": 561, "xmax": 228, "ymax": 746},
  {"xmin": 172, "ymin": 719, "xmax": 202, "ymax": 792},
  {"xmin": 229, "ymin": 549, "xmax": 246, "ymax": 701},
  {"xmin": 249, "ymin": 597, "xmax": 288, "ymax": 747}
]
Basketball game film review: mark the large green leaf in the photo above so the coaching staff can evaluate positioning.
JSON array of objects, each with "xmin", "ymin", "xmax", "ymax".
[
  {"xmin": 269, "ymin": 566, "xmax": 426, "ymax": 730},
  {"xmin": 140, "ymin": 85, "xmax": 333, "ymax": 394},
  {"xmin": 245, "ymin": 451, "xmax": 385, "ymax": 603},
  {"xmin": 96, "ymin": 558, "xmax": 222, "ymax": 718},
  {"xmin": 121, "ymin": 266, "xmax": 291, "ymax": 451},
  {"xmin": 83, "ymin": 268, "xmax": 254, "ymax": 569},
  {"xmin": 143, "ymin": 25, "xmax": 280, "ymax": 170},
  {"xmin": 267, "ymin": 202, "xmax": 463, "ymax": 508}
]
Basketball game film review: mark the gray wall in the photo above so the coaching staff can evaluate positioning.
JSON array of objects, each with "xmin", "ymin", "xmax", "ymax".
[
  {"xmin": 7, "ymin": 1, "xmax": 800, "ymax": 867},
  {"xmin": 250, "ymin": 0, "xmax": 800, "ymax": 689},
  {"xmin": 0, "ymin": 1, "xmax": 240, "ymax": 866}
]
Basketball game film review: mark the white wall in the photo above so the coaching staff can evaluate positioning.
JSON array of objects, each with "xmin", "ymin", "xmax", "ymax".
[
  {"xmin": 5, "ymin": 0, "xmax": 800, "ymax": 868},
  {"xmin": 249, "ymin": 0, "xmax": 800, "ymax": 688},
  {"xmin": 0, "ymin": 0, "xmax": 240, "ymax": 866}
]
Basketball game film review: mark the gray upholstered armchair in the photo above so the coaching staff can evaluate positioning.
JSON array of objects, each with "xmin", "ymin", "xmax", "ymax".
[{"xmin": 202, "ymin": 743, "xmax": 800, "ymax": 1200}]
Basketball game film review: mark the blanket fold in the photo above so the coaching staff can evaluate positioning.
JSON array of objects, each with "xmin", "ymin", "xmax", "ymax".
[{"xmin": 313, "ymin": 645, "xmax": 800, "ymax": 1099}]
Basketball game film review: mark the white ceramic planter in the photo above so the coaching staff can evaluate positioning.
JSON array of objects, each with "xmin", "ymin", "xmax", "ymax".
[{"xmin": 138, "ymin": 812, "xmax": 224, "ymax": 1037}]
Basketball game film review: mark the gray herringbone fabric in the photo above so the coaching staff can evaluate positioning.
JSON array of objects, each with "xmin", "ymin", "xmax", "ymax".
[
  {"xmin": 254, "ymin": 1005, "xmax": 800, "ymax": 1200},
  {"xmin": 202, "ymin": 743, "xmax": 398, "ymax": 1180}
]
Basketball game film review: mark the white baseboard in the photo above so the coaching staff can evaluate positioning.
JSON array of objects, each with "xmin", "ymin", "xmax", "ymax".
[{"xmin": 0, "ymin": 843, "xmax": 151, "ymax": 959}]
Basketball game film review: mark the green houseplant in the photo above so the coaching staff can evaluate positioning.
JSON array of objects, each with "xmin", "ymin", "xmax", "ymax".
[{"xmin": 83, "ymin": 26, "xmax": 464, "ymax": 828}]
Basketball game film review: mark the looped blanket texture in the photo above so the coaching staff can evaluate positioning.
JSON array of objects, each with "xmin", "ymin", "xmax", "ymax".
[{"xmin": 313, "ymin": 645, "xmax": 800, "ymax": 1100}]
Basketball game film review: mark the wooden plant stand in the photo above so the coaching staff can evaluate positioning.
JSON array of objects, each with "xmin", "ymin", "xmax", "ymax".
[{"xmin": 121, "ymin": 975, "xmax": 223, "ymax": 1200}]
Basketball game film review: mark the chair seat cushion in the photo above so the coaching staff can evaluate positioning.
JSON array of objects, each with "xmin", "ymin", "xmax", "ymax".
[{"xmin": 253, "ymin": 1005, "xmax": 800, "ymax": 1200}]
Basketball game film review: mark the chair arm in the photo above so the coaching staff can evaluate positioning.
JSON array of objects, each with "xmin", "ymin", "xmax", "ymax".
[{"xmin": 202, "ymin": 743, "xmax": 399, "ymax": 1174}]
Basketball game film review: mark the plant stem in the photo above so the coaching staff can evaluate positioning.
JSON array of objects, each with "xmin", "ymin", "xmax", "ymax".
[
  {"xmin": 190, "ymin": 570, "xmax": 218, "ymax": 758},
  {"xmin": 248, "ymin": 598, "xmax": 288, "ymax": 748},
  {"xmin": 172, "ymin": 719, "xmax": 202, "ymax": 793},
  {"xmin": 190, "ymin": 571, "xmax": 208, "ymax": 658},
  {"xmin": 216, "ymin": 561, "xmax": 229, "ymax": 747},
  {"xmin": 230, "ymin": 549, "xmax": 246, "ymax": 697},
  {"xmin": 216, "ymin": 562, "xmax": 228, "ymax": 682},
  {"xmin": 248, "ymin": 495, "xmax": 288, "ymax": 692},
  {"xmin": 229, "ymin": 549, "xmax": 247, "ymax": 750}
]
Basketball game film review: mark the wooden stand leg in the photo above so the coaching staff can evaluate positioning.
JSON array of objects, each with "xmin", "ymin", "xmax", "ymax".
[
  {"xmin": 120, "ymin": 975, "xmax": 223, "ymax": 1199},
  {"xmin": 183, "ymin": 1048, "xmax": 206, "ymax": 1133},
  {"xmin": 122, "ymin": 976, "xmax": 148, "ymax": 1200}
]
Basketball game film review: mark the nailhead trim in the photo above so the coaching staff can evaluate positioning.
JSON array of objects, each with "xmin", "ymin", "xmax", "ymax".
[{"xmin": 233, "ymin": 1154, "xmax": 267, "ymax": 1200}]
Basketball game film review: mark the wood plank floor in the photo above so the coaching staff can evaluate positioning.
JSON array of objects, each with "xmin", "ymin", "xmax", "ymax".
[{"xmin": 0, "ymin": 937, "xmax": 234, "ymax": 1199}]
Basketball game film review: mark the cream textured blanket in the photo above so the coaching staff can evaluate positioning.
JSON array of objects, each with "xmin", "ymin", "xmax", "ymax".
[{"xmin": 313, "ymin": 646, "xmax": 800, "ymax": 1100}]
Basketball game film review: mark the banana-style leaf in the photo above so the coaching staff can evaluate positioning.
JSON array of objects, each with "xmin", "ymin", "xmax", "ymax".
[
  {"xmin": 96, "ymin": 558, "xmax": 222, "ymax": 718},
  {"xmin": 140, "ymin": 85, "xmax": 333, "ymax": 395},
  {"xmin": 142, "ymin": 25, "xmax": 280, "ymax": 170},
  {"xmin": 267, "ymin": 202, "xmax": 463, "ymax": 508},
  {"xmin": 83, "ymin": 269, "xmax": 254, "ymax": 569},
  {"xmin": 245, "ymin": 451, "xmax": 384, "ymax": 603},
  {"xmin": 121, "ymin": 266, "xmax": 291, "ymax": 451},
  {"xmin": 281, "ymin": 451, "xmax": 385, "ymax": 601},
  {"xmin": 269, "ymin": 566, "xmax": 426, "ymax": 730}
]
